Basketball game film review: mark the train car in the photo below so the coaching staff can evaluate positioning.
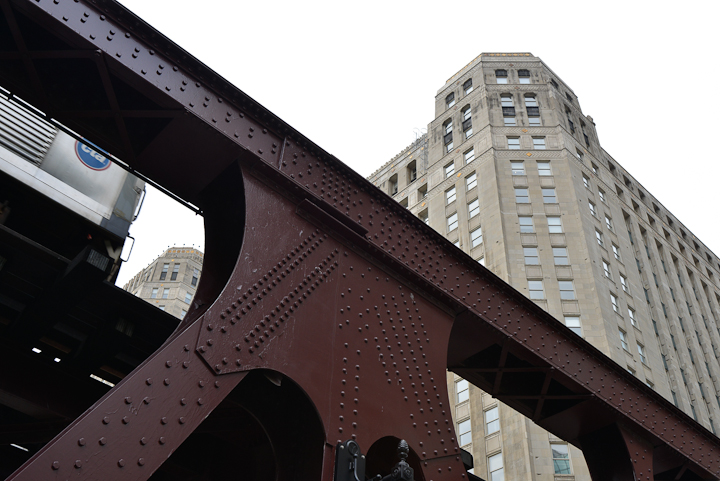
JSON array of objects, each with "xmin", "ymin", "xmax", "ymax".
[{"xmin": 0, "ymin": 95, "xmax": 144, "ymax": 281}]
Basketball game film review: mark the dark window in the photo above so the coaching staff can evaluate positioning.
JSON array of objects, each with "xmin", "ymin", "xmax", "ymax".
[
  {"xmin": 446, "ymin": 92, "xmax": 455, "ymax": 108},
  {"xmin": 526, "ymin": 106, "xmax": 540, "ymax": 117},
  {"xmin": 518, "ymin": 69, "xmax": 530, "ymax": 83},
  {"xmin": 495, "ymin": 69, "xmax": 507, "ymax": 77},
  {"xmin": 550, "ymin": 79, "xmax": 559, "ymax": 89},
  {"xmin": 192, "ymin": 268, "xmax": 200, "ymax": 287},
  {"xmin": 159, "ymin": 263, "xmax": 169, "ymax": 280},
  {"xmin": 463, "ymin": 78, "xmax": 473, "ymax": 94}
]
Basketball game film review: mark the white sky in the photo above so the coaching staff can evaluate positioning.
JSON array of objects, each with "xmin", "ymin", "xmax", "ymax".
[{"xmin": 115, "ymin": 0, "xmax": 720, "ymax": 287}]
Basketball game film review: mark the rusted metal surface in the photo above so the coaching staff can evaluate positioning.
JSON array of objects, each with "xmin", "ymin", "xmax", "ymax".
[{"xmin": 1, "ymin": 0, "xmax": 719, "ymax": 480}]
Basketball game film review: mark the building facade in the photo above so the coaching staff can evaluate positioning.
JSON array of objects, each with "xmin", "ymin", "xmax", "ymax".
[
  {"xmin": 369, "ymin": 53, "xmax": 720, "ymax": 481},
  {"xmin": 122, "ymin": 246, "xmax": 203, "ymax": 319}
]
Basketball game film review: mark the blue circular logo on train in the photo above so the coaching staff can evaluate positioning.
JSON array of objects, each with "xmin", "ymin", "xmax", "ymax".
[{"xmin": 75, "ymin": 141, "xmax": 111, "ymax": 171}]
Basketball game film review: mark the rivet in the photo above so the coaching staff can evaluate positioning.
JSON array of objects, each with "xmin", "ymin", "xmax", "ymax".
[
  {"xmin": 102, "ymin": 416, "xmax": 110, "ymax": 424},
  {"xmin": 122, "ymin": 416, "xmax": 129, "ymax": 424},
  {"xmin": 146, "ymin": 378, "xmax": 153, "ymax": 385},
  {"xmin": 51, "ymin": 461, "xmax": 60, "ymax": 470},
  {"xmin": 125, "ymin": 397, "xmax": 132, "ymax": 404},
  {"xmin": 99, "ymin": 437, "xmax": 106, "ymax": 445},
  {"xmin": 165, "ymin": 360, "xmax": 172, "ymax": 368},
  {"xmin": 138, "ymin": 458, "xmax": 145, "ymax": 466},
  {"xmin": 74, "ymin": 460, "xmax": 82, "ymax": 469},
  {"xmin": 179, "ymin": 417, "xmax": 186, "ymax": 424},
  {"xmin": 140, "ymin": 437, "xmax": 147, "ymax": 445},
  {"xmin": 117, "ymin": 459, "xmax": 125, "ymax": 467},
  {"xmin": 161, "ymin": 417, "xmax": 168, "ymax": 425},
  {"xmin": 159, "ymin": 437, "xmax": 166, "ymax": 444}
]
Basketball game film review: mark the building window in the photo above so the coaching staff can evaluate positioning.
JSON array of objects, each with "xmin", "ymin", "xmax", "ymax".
[
  {"xmin": 537, "ymin": 161, "xmax": 552, "ymax": 176},
  {"xmin": 548, "ymin": 216, "xmax": 562, "ymax": 233},
  {"xmin": 160, "ymin": 263, "xmax": 169, "ymax": 280},
  {"xmin": 456, "ymin": 379, "xmax": 469, "ymax": 402},
  {"xmin": 612, "ymin": 244, "xmax": 620, "ymax": 260},
  {"xmin": 591, "ymin": 162, "xmax": 598, "ymax": 174},
  {"xmin": 511, "ymin": 161, "xmax": 525, "ymax": 175},
  {"xmin": 488, "ymin": 453, "xmax": 504, "ymax": 481},
  {"xmin": 599, "ymin": 189, "xmax": 606, "ymax": 203},
  {"xmin": 446, "ymin": 186, "xmax": 456, "ymax": 205},
  {"xmin": 444, "ymin": 120, "xmax": 453, "ymax": 152},
  {"xmin": 504, "ymin": 116, "xmax": 516, "ymax": 126},
  {"xmin": 471, "ymin": 227, "xmax": 483, "ymax": 247},
  {"xmin": 605, "ymin": 215, "xmax": 613, "ymax": 231},
  {"xmin": 552, "ymin": 444, "xmax": 571, "ymax": 475},
  {"xmin": 519, "ymin": 216, "xmax": 534, "ymax": 233},
  {"xmin": 637, "ymin": 343, "xmax": 647, "ymax": 364},
  {"xmin": 620, "ymin": 274, "xmax": 629, "ymax": 293},
  {"xmin": 478, "ymin": 257, "xmax": 485, "ymax": 266},
  {"xmin": 595, "ymin": 230, "xmax": 604, "ymax": 247},
  {"xmin": 583, "ymin": 175, "xmax": 590, "ymax": 189},
  {"xmin": 514, "ymin": 188, "xmax": 529, "ymax": 204},
  {"xmin": 565, "ymin": 316, "xmax": 581, "ymax": 335},
  {"xmin": 525, "ymin": 94, "xmax": 540, "ymax": 124},
  {"xmin": 468, "ymin": 199, "xmax": 480, "ymax": 218},
  {"xmin": 485, "ymin": 406, "xmax": 499, "ymax": 434},
  {"xmin": 532, "ymin": 137, "xmax": 546, "ymax": 150},
  {"xmin": 418, "ymin": 184, "xmax": 428, "ymax": 199},
  {"xmin": 162, "ymin": 288, "xmax": 170, "ymax": 299},
  {"xmin": 588, "ymin": 201, "xmax": 597, "ymax": 217},
  {"xmin": 611, "ymin": 293, "xmax": 620, "ymax": 313},
  {"xmin": 528, "ymin": 280, "xmax": 544, "ymax": 300},
  {"xmin": 181, "ymin": 309, "xmax": 187, "ymax": 317},
  {"xmin": 518, "ymin": 69, "xmax": 531, "ymax": 84},
  {"xmin": 158, "ymin": 305, "xmax": 165, "ymax": 311},
  {"xmin": 447, "ymin": 213, "xmax": 458, "ymax": 232},
  {"xmin": 507, "ymin": 137, "xmax": 520, "ymax": 149},
  {"xmin": 463, "ymin": 78, "xmax": 473, "ymax": 95},
  {"xmin": 464, "ymin": 148, "xmax": 475, "ymax": 163},
  {"xmin": 418, "ymin": 209, "xmax": 429, "ymax": 224},
  {"xmin": 495, "ymin": 69, "xmax": 508, "ymax": 84},
  {"xmin": 603, "ymin": 260, "xmax": 612, "ymax": 279},
  {"xmin": 576, "ymin": 149, "xmax": 584, "ymax": 161},
  {"xmin": 553, "ymin": 247, "xmax": 569, "ymax": 265},
  {"xmin": 501, "ymin": 94, "xmax": 515, "ymax": 126},
  {"xmin": 462, "ymin": 105, "xmax": 473, "ymax": 137},
  {"xmin": 619, "ymin": 329, "xmax": 629, "ymax": 350},
  {"xmin": 191, "ymin": 268, "xmax": 200, "ymax": 287},
  {"xmin": 444, "ymin": 161, "xmax": 455, "ymax": 178},
  {"xmin": 185, "ymin": 292, "xmax": 192, "ymax": 303},
  {"xmin": 542, "ymin": 188, "xmax": 557, "ymax": 203},
  {"xmin": 628, "ymin": 308, "xmax": 637, "ymax": 327},
  {"xmin": 171, "ymin": 264, "xmax": 180, "ymax": 280},
  {"xmin": 388, "ymin": 175, "xmax": 398, "ymax": 195},
  {"xmin": 458, "ymin": 419, "xmax": 472, "ymax": 446},
  {"xmin": 151, "ymin": 288, "xmax": 158, "ymax": 299},
  {"xmin": 559, "ymin": 280, "xmax": 575, "ymax": 300},
  {"xmin": 407, "ymin": 161, "xmax": 417, "ymax": 182},
  {"xmin": 524, "ymin": 247, "xmax": 539, "ymax": 265},
  {"xmin": 446, "ymin": 92, "xmax": 455, "ymax": 109},
  {"xmin": 466, "ymin": 173, "xmax": 477, "ymax": 190}
]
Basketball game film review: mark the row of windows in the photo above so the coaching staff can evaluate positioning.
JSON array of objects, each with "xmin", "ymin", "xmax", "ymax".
[
  {"xmin": 515, "ymin": 187, "xmax": 556, "ymax": 203},
  {"xmin": 444, "ymin": 69, "xmax": 534, "ymax": 110},
  {"xmin": 507, "ymin": 136, "xmax": 545, "ymax": 150},
  {"xmin": 454, "ymin": 379, "xmax": 572, "ymax": 476}
]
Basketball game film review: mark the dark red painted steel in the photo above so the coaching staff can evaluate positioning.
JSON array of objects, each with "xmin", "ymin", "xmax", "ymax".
[{"xmin": 2, "ymin": 0, "xmax": 720, "ymax": 479}]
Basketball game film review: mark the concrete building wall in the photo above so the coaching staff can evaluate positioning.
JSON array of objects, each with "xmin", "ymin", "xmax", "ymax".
[{"xmin": 369, "ymin": 52, "xmax": 720, "ymax": 481}]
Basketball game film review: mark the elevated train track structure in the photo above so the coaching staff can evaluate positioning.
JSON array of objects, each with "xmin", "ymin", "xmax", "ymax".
[{"xmin": 0, "ymin": 0, "xmax": 718, "ymax": 479}]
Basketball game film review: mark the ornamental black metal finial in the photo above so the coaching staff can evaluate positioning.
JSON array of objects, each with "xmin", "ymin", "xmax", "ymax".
[
  {"xmin": 382, "ymin": 440, "xmax": 414, "ymax": 481},
  {"xmin": 398, "ymin": 440, "xmax": 409, "ymax": 462}
]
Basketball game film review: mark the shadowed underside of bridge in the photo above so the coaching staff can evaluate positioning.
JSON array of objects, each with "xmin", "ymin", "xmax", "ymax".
[{"xmin": 0, "ymin": 1, "xmax": 718, "ymax": 480}]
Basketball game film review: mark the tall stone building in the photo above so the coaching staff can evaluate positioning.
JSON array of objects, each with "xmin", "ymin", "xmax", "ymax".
[
  {"xmin": 369, "ymin": 53, "xmax": 720, "ymax": 481},
  {"xmin": 122, "ymin": 246, "xmax": 203, "ymax": 320}
]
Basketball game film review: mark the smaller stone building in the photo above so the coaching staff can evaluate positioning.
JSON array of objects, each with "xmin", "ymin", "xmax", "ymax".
[{"xmin": 122, "ymin": 246, "xmax": 203, "ymax": 320}]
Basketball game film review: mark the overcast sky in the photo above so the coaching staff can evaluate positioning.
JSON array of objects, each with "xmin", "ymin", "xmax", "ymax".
[{"xmin": 114, "ymin": 0, "xmax": 720, "ymax": 287}]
